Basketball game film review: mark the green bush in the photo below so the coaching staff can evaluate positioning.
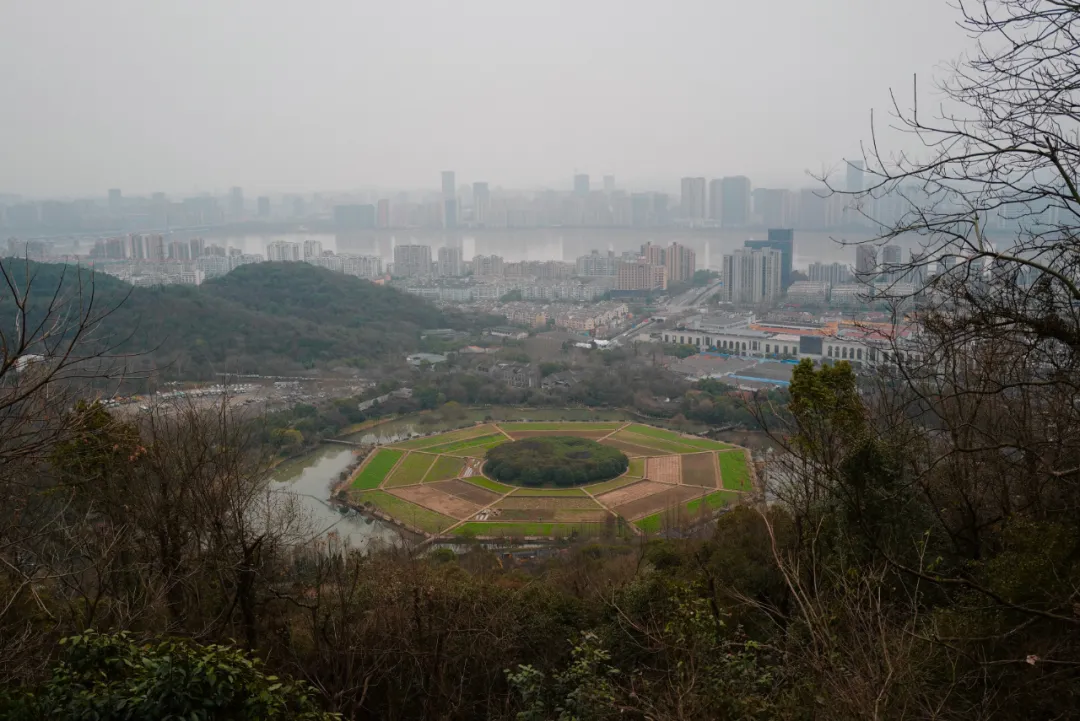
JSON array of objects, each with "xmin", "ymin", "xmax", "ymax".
[{"xmin": 483, "ymin": 437, "xmax": 628, "ymax": 487}]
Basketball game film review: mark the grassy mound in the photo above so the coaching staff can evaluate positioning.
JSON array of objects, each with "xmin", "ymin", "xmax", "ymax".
[{"xmin": 483, "ymin": 436, "xmax": 629, "ymax": 487}]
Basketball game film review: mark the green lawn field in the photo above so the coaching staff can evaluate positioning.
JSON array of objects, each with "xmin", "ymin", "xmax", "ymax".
[
  {"xmin": 627, "ymin": 458, "xmax": 646, "ymax": 477},
  {"xmin": 352, "ymin": 491, "xmax": 456, "ymax": 533},
  {"xmin": 384, "ymin": 452, "xmax": 437, "ymax": 487},
  {"xmin": 351, "ymin": 449, "xmax": 405, "ymax": 490},
  {"xmin": 718, "ymin": 451, "xmax": 752, "ymax": 491}
]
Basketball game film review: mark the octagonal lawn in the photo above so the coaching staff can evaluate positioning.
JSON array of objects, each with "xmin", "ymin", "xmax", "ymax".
[{"xmin": 343, "ymin": 420, "xmax": 753, "ymax": 538}]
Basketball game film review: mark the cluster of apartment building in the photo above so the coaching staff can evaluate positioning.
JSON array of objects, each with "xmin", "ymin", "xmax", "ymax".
[
  {"xmin": 265, "ymin": 239, "xmax": 384, "ymax": 280},
  {"xmin": 493, "ymin": 300, "xmax": 630, "ymax": 335}
]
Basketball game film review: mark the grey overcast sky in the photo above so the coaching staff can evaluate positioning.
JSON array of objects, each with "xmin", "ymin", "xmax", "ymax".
[{"xmin": 0, "ymin": 0, "xmax": 967, "ymax": 197}]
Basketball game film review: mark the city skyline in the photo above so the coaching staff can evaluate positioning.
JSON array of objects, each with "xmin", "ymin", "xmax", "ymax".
[{"xmin": 0, "ymin": 1, "xmax": 968, "ymax": 196}]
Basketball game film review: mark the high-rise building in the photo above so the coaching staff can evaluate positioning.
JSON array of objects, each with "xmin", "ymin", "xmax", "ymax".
[
  {"xmin": 473, "ymin": 254, "xmax": 504, "ymax": 277},
  {"xmin": 855, "ymin": 245, "xmax": 878, "ymax": 279},
  {"xmin": 708, "ymin": 179, "xmax": 723, "ymax": 221},
  {"xmin": 666, "ymin": 242, "xmax": 697, "ymax": 284},
  {"xmin": 472, "ymin": 182, "xmax": 490, "ymax": 226},
  {"xmin": 267, "ymin": 240, "xmax": 301, "ymax": 262},
  {"xmin": 576, "ymin": 250, "xmax": 618, "ymax": 277},
  {"xmin": 393, "ymin": 244, "xmax": 432, "ymax": 277},
  {"xmin": 257, "ymin": 196, "xmax": 271, "ymax": 218},
  {"xmin": 641, "ymin": 242, "xmax": 665, "ymax": 267},
  {"xmin": 437, "ymin": 246, "xmax": 464, "ymax": 277},
  {"xmin": 108, "ymin": 189, "xmax": 122, "ymax": 213},
  {"xmin": 721, "ymin": 176, "xmax": 752, "ymax": 227},
  {"xmin": 335, "ymin": 204, "xmax": 376, "ymax": 229},
  {"xmin": 808, "ymin": 261, "xmax": 851, "ymax": 286},
  {"xmin": 798, "ymin": 188, "xmax": 826, "ymax": 229},
  {"xmin": 881, "ymin": 244, "xmax": 903, "ymax": 281},
  {"xmin": 846, "ymin": 160, "xmax": 865, "ymax": 194},
  {"xmin": 616, "ymin": 260, "xmax": 667, "ymax": 291},
  {"xmin": 441, "ymin": 171, "xmax": 456, "ymax": 199},
  {"xmin": 292, "ymin": 196, "xmax": 306, "ymax": 217},
  {"xmin": 603, "ymin": 175, "xmax": 615, "ymax": 194},
  {"xmin": 303, "ymin": 239, "xmax": 323, "ymax": 260},
  {"xmin": 377, "ymin": 199, "xmax": 390, "ymax": 228},
  {"xmin": 680, "ymin": 177, "xmax": 707, "ymax": 221},
  {"xmin": 229, "ymin": 187, "xmax": 244, "ymax": 218},
  {"xmin": 444, "ymin": 198, "xmax": 458, "ymax": 229},
  {"xmin": 753, "ymin": 189, "xmax": 794, "ymax": 228},
  {"xmin": 722, "ymin": 248, "xmax": 782, "ymax": 304},
  {"xmin": 573, "ymin": 174, "xmax": 590, "ymax": 196},
  {"xmin": 744, "ymin": 229, "xmax": 794, "ymax": 289}
]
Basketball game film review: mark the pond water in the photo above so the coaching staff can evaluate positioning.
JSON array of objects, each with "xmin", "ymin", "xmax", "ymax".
[{"xmin": 268, "ymin": 444, "xmax": 406, "ymax": 548}]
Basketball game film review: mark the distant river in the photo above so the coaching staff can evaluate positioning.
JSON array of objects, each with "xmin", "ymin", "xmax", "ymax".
[
  {"xmin": 268, "ymin": 445, "xmax": 404, "ymax": 548},
  {"xmin": 183, "ymin": 228, "xmax": 880, "ymax": 270}
]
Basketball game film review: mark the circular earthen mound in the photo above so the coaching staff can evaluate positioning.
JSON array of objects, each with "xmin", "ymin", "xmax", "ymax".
[{"xmin": 483, "ymin": 436, "xmax": 628, "ymax": 487}]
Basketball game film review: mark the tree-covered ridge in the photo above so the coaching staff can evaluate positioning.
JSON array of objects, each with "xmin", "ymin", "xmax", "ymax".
[{"xmin": 0, "ymin": 260, "xmax": 467, "ymax": 377}]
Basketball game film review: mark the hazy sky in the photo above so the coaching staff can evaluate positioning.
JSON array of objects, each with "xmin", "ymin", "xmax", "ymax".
[{"xmin": 0, "ymin": 0, "xmax": 967, "ymax": 197}]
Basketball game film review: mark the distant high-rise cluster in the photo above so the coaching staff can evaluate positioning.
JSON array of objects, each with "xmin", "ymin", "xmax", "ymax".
[
  {"xmin": 720, "ymin": 229, "xmax": 794, "ymax": 304},
  {"xmin": 393, "ymin": 244, "xmax": 432, "ymax": 278}
]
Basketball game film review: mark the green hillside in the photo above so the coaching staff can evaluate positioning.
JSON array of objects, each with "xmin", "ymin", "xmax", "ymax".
[{"xmin": 0, "ymin": 260, "xmax": 461, "ymax": 377}]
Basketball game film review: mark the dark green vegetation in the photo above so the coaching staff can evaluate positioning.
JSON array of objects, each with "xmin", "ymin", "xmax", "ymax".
[
  {"xmin": 0, "ymin": 260, "xmax": 485, "ymax": 378},
  {"xmin": 483, "ymin": 436, "xmax": 629, "ymax": 487},
  {"xmin": 1, "ymin": 632, "xmax": 334, "ymax": 720}
]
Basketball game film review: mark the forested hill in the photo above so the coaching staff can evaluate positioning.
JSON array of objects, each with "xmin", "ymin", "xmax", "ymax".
[{"xmin": 1, "ymin": 260, "xmax": 465, "ymax": 378}]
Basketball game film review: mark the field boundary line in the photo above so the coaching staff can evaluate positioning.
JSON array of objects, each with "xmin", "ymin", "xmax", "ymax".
[{"xmin": 377, "ymin": 449, "xmax": 410, "ymax": 490}]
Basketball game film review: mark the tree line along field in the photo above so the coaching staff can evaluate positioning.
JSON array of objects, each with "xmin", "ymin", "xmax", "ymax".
[{"xmin": 341, "ymin": 421, "xmax": 756, "ymax": 538}]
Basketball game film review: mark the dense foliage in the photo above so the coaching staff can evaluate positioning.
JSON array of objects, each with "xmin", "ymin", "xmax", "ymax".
[
  {"xmin": 483, "ymin": 436, "xmax": 629, "ymax": 487},
  {"xmin": 1, "ymin": 632, "xmax": 336, "ymax": 721}
]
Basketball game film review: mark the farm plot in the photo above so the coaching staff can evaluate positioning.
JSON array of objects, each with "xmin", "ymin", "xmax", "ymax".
[
  {"xmin": 352, "ymin": 491, "xmax": 456, "ymax": 534},
  {"xmin": 446, "ymin": 438, "xmax": 508, "ymax": 457},
  {"xmin": 625, "ymin": 425, "xmax": 734, "ymax": 450},
  {"xmin": 389, "ymin": 424, "xmax": 496, "ymax": 450},
  {"xmin": 600, "ymin": 438, "xmax": 669, "ymax": 457},
  {"xmin": 680, "ymin": 452, "xmax": 719, "ymax": 488},
  {"xmin": 586, "ymin": 476, "xmax": 640, "ymax": 495},
  {"xmin": 594, "ymin": 480, "xmax": 670, "ymax": 508},
  {"xmin": 613, "ymin": 431, "xmax": 702, "ymax": 455},
  {"xmin": 384, "ymin": 452, "xmax": 437, "ymax": 487},
  {"xmin": 496, "ymin": 496, "xmax": 603, "ymax": 510},
  {"xmin": 626, "ymin": 458, "xmax": 646, "ymax": 477},
  {"xmin": 452, "ymin": 522, "xmax": 608, "ymax": 538},
  {"xmin": 509, "ymin": 487, "xmax": 589, "ymax": 497},
  {"xmin": 423, "ymin": 433, "xmax": 505, "ymax": 454},
  {"xmin": 388, "ymin": 485, "xmax": 481, "ymax": 519},
  {"xmin": 495, "ymin": 508, "xmax": 610, "ymax": 522},
  {"xmin": 429, "ymin": 479, "xmax": 501, "ymax": 506},
  {"xmin": 612, "ymin": 485, "xmax": 705, "ymax": 520},
  {"xmin": 718, "ymin": 450, "xmax": 753, "ymax": 491},
  {"xmin": 505, "ymin": 430, "xmax": 613, "ymax": 440},
  {"xmin": 497, "ymin": 422, "xmax": 623, "ymax": 432},
  {"xmin": 351, "ymin": 449, "xmax": 404, "ymax": 490},
  {"xmin": 646, "ymin": 455, "xmax": 682, "ymax": 485},
  {"xmin": 460, "ymin": 475, "xmax": 515, "ymax": 494},
  {"xmin": 423, "ymin": 455, "xmax": 465, "ymax": 483}
]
